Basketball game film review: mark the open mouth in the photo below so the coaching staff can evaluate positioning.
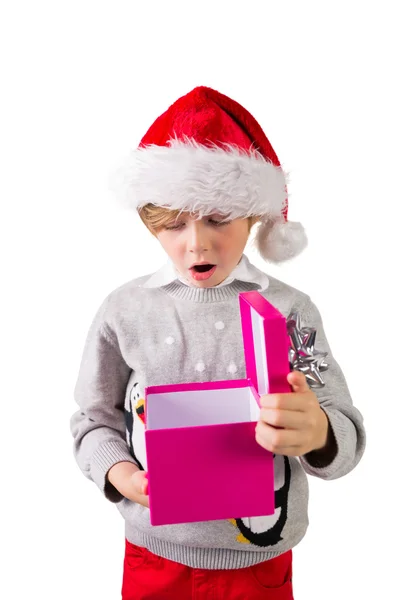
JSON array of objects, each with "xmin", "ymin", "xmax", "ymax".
[
  {"xmin": 189, "ymin": 263, "xmax": 217, "ymax": 281},
  {"xmin": 192, "ymin": 264, "xmax": 215, "ymax": 273}
]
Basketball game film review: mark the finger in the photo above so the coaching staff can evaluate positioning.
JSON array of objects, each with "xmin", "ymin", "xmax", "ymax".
[
  {"xmin": 256, "ymin": 420, "xmax": 302, "ymax": 452},
  {"xmin": 260, "ymin": 392, "xmax": 309, "ymax": 411},
  {"xmin": 260, "ymin": 407, "xmax": 306, "ymax": 430},
  {"xmin": 287, "ymin": 370, "xmax": 310, "ymax": 393}
]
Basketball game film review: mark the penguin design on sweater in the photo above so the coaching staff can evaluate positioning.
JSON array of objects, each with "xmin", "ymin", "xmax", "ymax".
[
  {"xmin": 229, "ymin": 454, "xmax": 291, "ymax": 547},
  {"xmin": 124, "ymin": 382, "xmax": 145, "ymax": 471}
]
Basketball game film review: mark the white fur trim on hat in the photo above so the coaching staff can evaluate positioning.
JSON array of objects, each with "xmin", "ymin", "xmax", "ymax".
[
  {"xmin": 255, "ymin": 219, "xmax": 308, "ymax": 263},
  {"xmin": 110, "ymin": 138, "xmax": 288, "ymax": 221}
]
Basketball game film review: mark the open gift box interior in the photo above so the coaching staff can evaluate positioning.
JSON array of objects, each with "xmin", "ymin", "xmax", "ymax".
[{"xmin": 146, "ymin": 383, "xmax": 260, "ymax": 430}]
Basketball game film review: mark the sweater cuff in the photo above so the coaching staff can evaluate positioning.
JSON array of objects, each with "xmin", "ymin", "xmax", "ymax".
[
  {"xmin": 300, "ymin": 408, "xmax": 357, "ymax": 480},
  {"xmin": 91, "ymin": 440, "xmax": 138, "ymax": 503}
]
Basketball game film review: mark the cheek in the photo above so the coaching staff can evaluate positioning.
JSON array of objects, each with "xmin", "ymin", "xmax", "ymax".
[
  {"xmin": 157, "ymin": 234, "xmax": 182, "ymax": 259},
  {"xmin": 221, "ymin": 227, "xmax": 248, "ymax": 252},
  {"xmin": 235, "ymin": 227, "xmax": 251, "ymax": 249}
]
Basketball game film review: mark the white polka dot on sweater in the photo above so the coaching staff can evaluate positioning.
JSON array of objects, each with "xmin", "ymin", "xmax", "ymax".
[
  {"xmin": 227, "ymin": 363, "xmax": 238, "ymax": 374},
  {"xmin": 215, "ymin": 321, "xmax": 225, "ymax": 330},
  {"xmin": 195, "ymin": 361, "xmax": 206, "ymax": 372},
  {"xmin": 165, "ymin": 337, "xmax": 175, "ymax": 345}
]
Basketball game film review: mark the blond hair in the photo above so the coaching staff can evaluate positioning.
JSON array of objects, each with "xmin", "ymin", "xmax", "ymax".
[{"xmin": 138, "ymin": 204, "xmax": 259, "ymax": 235}]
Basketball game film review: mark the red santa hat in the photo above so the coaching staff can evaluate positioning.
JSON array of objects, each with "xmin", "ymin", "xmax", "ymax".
[{"xmin": 115, "ymin": 86, "xmax": 307, "ymax": 263}]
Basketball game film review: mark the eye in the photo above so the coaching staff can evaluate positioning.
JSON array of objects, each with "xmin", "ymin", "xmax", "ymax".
[
  {"xmin": 164, "ymin": 222, "xmax": 185, "ymax": 231},
  {"xmin": 208, "ymin": 218, "xmax": 231, "ymax": 227}
]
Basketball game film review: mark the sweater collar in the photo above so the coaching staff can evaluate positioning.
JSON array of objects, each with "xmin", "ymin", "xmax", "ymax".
[{"xmin": 141, "ymin": 254, "xmax": 269, "ymax": 292}]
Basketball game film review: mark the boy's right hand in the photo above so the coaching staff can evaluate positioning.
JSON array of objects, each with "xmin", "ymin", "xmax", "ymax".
[{"xmin": 107, "ymin": 461, "xmax": 149, "ymax": 508}]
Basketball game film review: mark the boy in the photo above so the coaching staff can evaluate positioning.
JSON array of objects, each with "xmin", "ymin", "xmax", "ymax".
[{"xmin": 71, "ymin": 86, "xmax": 366, "ymax": 599}]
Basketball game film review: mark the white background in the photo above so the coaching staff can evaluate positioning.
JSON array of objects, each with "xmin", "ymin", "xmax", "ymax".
[{"xmin": 1, "ymin": 1, "xmax": 399, "ymax": 598}]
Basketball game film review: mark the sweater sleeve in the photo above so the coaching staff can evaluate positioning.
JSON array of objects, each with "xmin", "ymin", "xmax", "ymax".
[
  {"xmin": 298, "ymin": 297, "xmax": 366, "ymax": 480},
  {"xmin": 70, "ymin": 300, "xmax": 138, "ymax": 503}
]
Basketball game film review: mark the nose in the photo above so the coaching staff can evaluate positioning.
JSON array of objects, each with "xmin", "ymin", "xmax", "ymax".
[{"xmin": 187, "ymin": 220, "xmax": 210, "ymax": 254}]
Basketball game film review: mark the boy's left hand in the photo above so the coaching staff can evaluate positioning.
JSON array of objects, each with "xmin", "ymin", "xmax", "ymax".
[{"xmin": 255, "ymin": 370, "xmax": 329, "ymax": 457}]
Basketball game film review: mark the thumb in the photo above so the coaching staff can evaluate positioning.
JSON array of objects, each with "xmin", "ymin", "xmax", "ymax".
[
  {"xmin": 287, "ymin": 370, "xmax": 309, "ymax": 393},
  {"xmin": 141, "ymin": 472, "xmax": 149, "ymax": 495}
]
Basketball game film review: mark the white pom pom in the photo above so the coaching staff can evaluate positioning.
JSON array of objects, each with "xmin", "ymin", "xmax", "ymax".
[{"xmin": 255, "ymin": 220, "xmax": 308, "ymax": 263}]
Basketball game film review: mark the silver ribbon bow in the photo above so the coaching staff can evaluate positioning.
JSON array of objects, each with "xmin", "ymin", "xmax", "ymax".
[{"xmin": 286, "ymin": 312, "xmax": 329, "ymax": 388}]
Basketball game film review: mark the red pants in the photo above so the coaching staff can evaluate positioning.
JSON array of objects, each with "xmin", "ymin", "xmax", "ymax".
[{"xmin": 122, "ymin": 540, "xmax": 293, "ymax": 599}]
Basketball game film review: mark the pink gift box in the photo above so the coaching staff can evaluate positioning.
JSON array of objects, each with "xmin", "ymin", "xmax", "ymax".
[{"xmin": 144, "ymin": 291, "xmax": 291, "ymax": 526}]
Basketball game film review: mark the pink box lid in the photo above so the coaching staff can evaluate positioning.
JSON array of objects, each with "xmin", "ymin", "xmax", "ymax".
[{"xmin": 239, "ymin": 291, "xmax": 291, "ymax": 395}]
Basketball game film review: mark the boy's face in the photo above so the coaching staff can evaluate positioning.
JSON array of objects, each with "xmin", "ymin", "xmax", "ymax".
[{"xmin": 156, "ymin": 213, "xmax": 251, "ymax": 288}]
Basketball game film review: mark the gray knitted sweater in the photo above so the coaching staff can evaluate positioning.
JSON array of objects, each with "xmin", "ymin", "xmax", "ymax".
[{"xmin": 71, "ymin": 259, "xmax": 365, "ymax": 569}]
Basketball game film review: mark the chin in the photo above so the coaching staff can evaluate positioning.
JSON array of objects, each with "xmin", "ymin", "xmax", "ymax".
[{"xmin": 201, "ymin": 276, "xmax": 224, "ymax": 288}]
